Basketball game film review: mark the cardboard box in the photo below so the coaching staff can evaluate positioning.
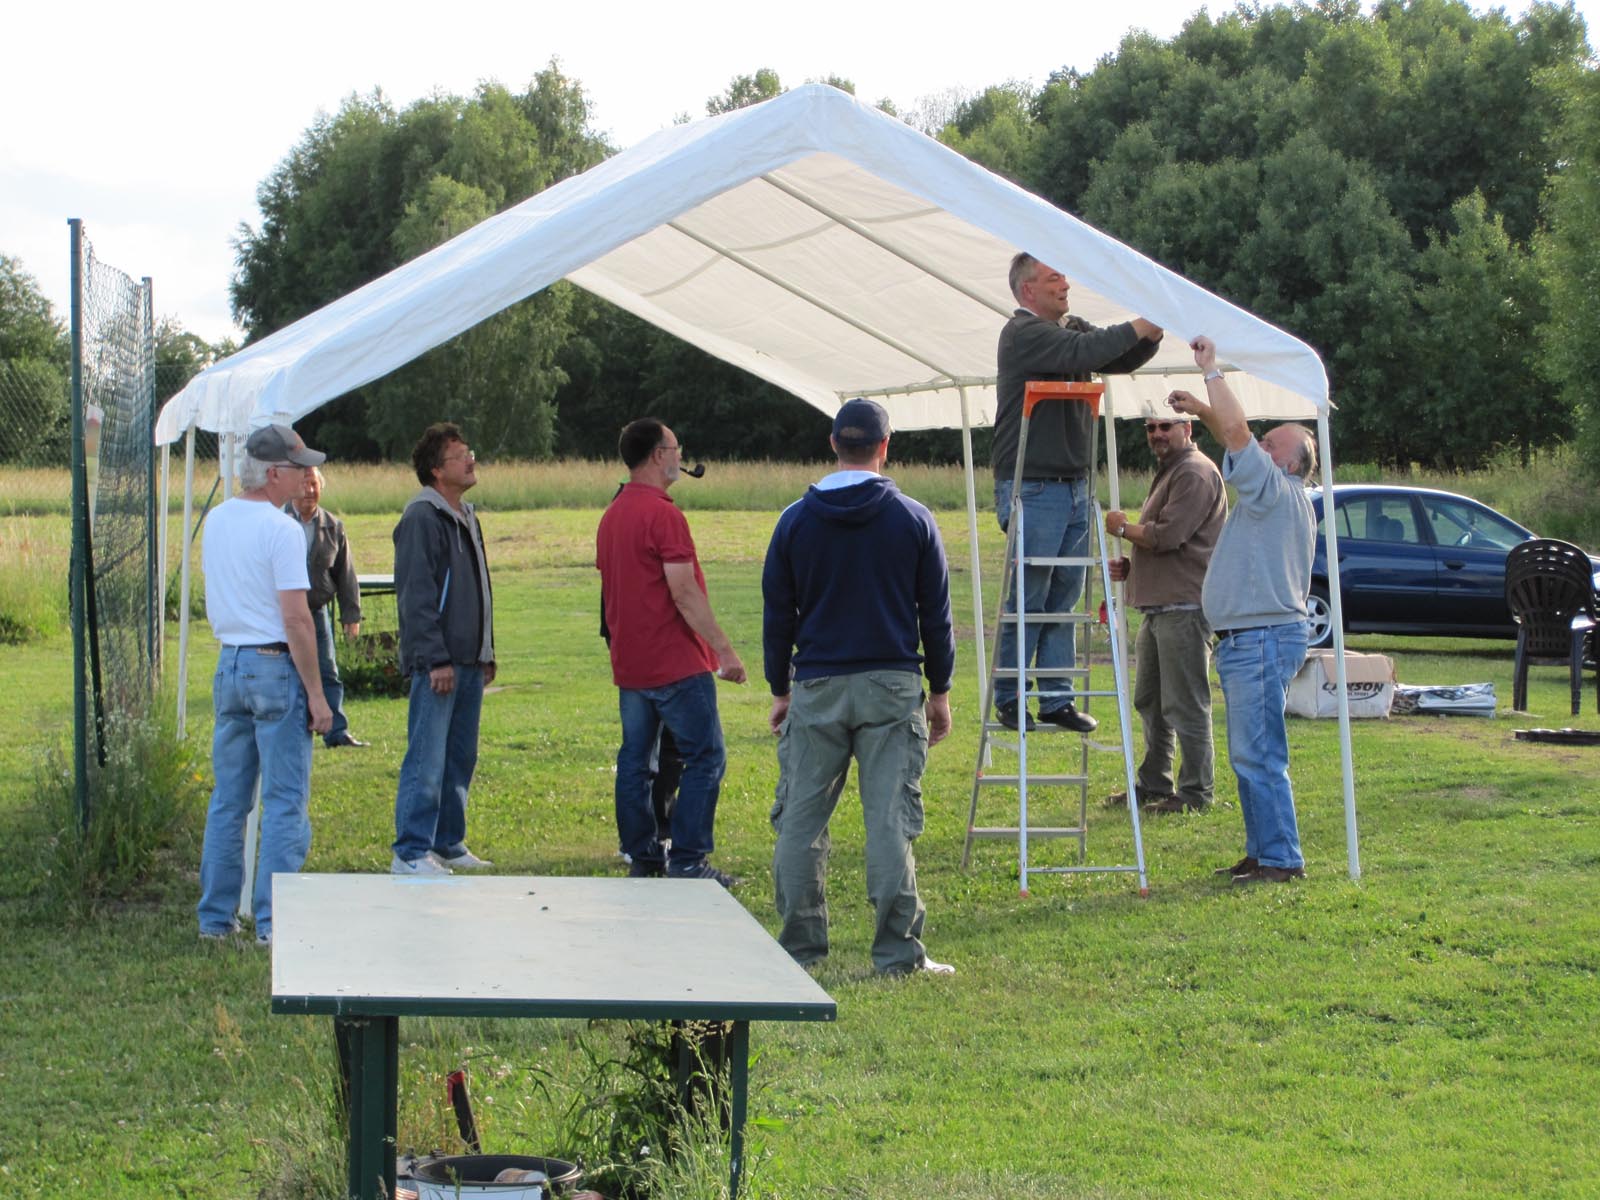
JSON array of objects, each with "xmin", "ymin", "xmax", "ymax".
[{"xmin": 1286, "ymin": 650, "xmax": 1396, "ymax": 719}]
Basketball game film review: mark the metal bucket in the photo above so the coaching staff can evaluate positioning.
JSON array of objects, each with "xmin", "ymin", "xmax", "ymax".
[{"xmin": 410, "ymin": 1154, "xmax": 582, "ymax": 1199}]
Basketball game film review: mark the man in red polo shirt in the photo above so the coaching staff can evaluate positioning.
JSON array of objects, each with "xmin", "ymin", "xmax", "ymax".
[{"xmin": 596, "ymin": 418, "xmax": 746, "ymax": 885}]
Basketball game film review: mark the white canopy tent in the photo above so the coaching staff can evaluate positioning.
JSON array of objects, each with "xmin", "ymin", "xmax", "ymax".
[{"xmin": 158, "ymin": 84, "xmax": 1360, "ymax": 879}]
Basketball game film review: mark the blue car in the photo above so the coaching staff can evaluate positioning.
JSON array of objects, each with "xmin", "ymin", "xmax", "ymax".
[{"xmin": 1307, "ymin": 484, "xmax": 1550, "ymax": 650}]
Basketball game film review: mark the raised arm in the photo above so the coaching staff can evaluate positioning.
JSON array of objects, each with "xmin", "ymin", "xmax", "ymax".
[{"xmin": 1167, "ymin": 336, "xmax": 1250, "ymax": 454}]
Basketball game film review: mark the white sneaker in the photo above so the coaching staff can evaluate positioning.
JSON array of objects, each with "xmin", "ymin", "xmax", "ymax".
[
  {"xmin": 391, "ymin": 853, "xmax": 452, "ymax": 876},
  {"xmin": 918, "ymin": 956, "xmax": 956, "ymax": 975},
  {"xmin": 435, "ymin": 845, "xmax": 492, "ymax": 870}
]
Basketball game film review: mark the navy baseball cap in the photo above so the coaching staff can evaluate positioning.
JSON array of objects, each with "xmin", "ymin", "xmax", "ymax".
[{"xmin": 831, "ymin": 398, "xmax": 891, "ymax": 447}]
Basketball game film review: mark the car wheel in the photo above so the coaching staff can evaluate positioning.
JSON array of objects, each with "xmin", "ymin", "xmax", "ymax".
[{"xmin": 1306, "ymin": 586, "xmax": 1334, "ymax": 649}]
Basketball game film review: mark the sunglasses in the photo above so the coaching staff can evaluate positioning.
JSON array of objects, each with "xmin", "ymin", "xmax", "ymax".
[{"xmin": 1145, "ymin": 421, "xmax": 1177, "ymax": 432}]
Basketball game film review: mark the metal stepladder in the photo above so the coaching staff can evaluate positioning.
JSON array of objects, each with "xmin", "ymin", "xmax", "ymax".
[{"xmin": 962, "ymin": 380, "xmax": 1149, "ymax": 896}]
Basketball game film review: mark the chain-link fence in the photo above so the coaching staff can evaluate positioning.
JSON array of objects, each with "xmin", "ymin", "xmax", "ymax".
[{"xmin": 0, "ymin": 359, "xmax": 71, "ymax": 467}]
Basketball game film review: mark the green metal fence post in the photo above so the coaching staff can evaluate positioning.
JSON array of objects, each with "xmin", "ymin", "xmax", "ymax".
[{"xmin": 68, "ymin": 218, "xmax": 88, "ymax": 830}]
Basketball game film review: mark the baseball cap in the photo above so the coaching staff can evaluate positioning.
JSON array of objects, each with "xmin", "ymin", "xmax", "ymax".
[
  {"xmin": 245, "ymin": 424, "xmax": 325, "ymax": 467},
  {"xmin": 831, "ymin": 398, "xmax": 891, "ymax": 447}
]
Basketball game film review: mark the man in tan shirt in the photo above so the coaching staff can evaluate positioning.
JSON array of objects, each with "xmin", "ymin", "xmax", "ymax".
[{"xmin": 1104, "ymin": 415, "xmax": 1226, "ymax": 814}]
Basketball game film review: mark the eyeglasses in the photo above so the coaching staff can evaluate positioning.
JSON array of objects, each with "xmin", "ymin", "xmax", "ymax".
[
  {"xmin": 1145, "ymin": 422, "xmax": 1176, "ymax": 433},
  {"xmin": 441, "ymin": 448, "xmax": 476, "ymax": 464},
  {"xmin": 656, "ymin": 442, "xmax": 683, "ymax": 455}
]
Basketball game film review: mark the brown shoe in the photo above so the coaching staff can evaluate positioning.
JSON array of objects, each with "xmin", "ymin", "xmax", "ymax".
[
  {"xmin": 1214, "ymin": 856, "xmax": 1257, "ymax": 877},
  {"xmin": 1143, "ymin": 795, "xmax": 1205, "ymax": 816},
  {"xmin": 1232, "ymin": 864, "xmax": 1305, "ymax": 886},
  {"xmin": 1105, "ymin": 787, "xmax": 1164, "ymax": 810}
]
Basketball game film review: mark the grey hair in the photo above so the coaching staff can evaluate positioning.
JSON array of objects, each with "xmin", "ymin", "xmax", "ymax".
[
  {"xmin": 1008, "ymin": 252, "xmax": 1041, "ymax": 301},
  {"xmin": 238, "ymin": 455, "xmax": 272, "ymax": 490},
  {"xmin": 1278, "ymin": 424, "xmax": 1317, "ymax": 481}
]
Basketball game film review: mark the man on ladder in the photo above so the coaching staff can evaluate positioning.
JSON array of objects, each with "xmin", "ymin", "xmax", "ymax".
[{"xmin": 991, "ymin": 253, "xmax": 1164, "ymax": 732}]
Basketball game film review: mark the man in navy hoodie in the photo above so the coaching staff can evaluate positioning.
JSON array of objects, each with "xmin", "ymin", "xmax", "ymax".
[{"xmin": 762, "ymin": 399, "xmax": 958, "ymax": 976}]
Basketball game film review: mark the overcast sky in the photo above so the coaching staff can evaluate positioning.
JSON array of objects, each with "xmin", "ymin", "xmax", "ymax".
[{"xmin": 3, "ymin": 0, "xmax": 1591, "ymax": 343}]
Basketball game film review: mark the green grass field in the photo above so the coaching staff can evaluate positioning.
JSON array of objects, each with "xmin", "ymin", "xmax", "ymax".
[{"xmin": 2, "ymin": 499, "xmax": 1598, "ymax": 1198}]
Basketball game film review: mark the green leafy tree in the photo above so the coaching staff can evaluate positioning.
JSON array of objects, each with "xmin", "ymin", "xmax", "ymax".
[
  {"xmin": 0, "ymin": 254, "xmax": 69, "ymax": 464},
  {"xmin": 941, "ymin": 84, "xmax": 1041, "ymax": 184},
  {"xmin": 230, "ymin": 65, "xmax": 609, "ymax": 460},
  {"xmin": 705, "ymin": 69, "xmax": 784, "ymax": 115},
  {"xmin": 1415, "ymin": 194, "xmax": 1553, "ymax": 467},
  {"xmin": 0, "ymin": 254, "xmax": 65, "ymax": 364},
  {"xmin": 946, "ymin": 1, "xmax": 1592, "ymax": 466},
  {"xmin": 153, "ymin": 317, "xmax": 234, "ymax": 405},
  {"xmin": 1540, "ymin": 61, "xmax": 1600, "ymax": 473}
]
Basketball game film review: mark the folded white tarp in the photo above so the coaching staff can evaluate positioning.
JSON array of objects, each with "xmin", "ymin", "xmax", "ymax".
[{"xmin": 155, "ymin": 84, "xmax": 1327, "ymax": 444}]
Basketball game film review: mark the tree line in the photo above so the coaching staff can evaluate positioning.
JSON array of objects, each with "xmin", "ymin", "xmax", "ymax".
[{"xmin": 5, "ymin": 2, "xmax": 1596, "ymax": 473}]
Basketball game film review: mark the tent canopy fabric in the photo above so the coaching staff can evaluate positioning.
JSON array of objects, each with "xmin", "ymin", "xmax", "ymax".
[{"xmin": 156, "ymin": 84, "xmax": 1328, "ymax": 445}]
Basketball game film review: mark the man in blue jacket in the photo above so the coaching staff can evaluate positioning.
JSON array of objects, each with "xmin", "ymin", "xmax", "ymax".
[
  {"xmin": 390, "ymin": 422, "xmax": 496, "ymax": 876},
  {"xmin": 763, "ymin": 399, "xmax": 958, "ymax": 976}
]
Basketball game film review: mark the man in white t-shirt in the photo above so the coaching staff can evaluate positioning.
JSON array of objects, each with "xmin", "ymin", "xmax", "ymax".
[{"xmin": 197, "ymin": 425, "xmax": 333, "ymax": 946}]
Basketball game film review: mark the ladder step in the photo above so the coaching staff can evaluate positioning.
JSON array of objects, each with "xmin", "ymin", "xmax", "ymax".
[
  {"xmin": 1020, "ymin": 556, "xmax": 1100, "ymax": 567},
  {"xmin": 989, "ymin": 666, "xmax": 1087, "ymax": 678},
  {"xmin": 982, "ymin": 722, "xmax": 1092, "ymax": 735},
  {"xmin": 998, "ymin": 612, "xmax": 1093, "ymax": 625},
  {"xmin": 977, "ymin": 773, "xmax": 1088, "ymax": 786},
  {"xmin": 968, "ymin": 826, "xmax": 1088, "ymax": 839}
]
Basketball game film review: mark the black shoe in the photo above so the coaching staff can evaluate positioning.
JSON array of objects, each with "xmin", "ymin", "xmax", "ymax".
[
  {"xmin": 995, "ymin": 701, "xmax": 1036, "ymax": 732},
  {"xmin": 627, "ymin": 859, "xmax": 665, "ymax": 878},
  {"xmin": 1214, "ymin": 856, "xmax": 1258, "ymax": 877},
  {"xmin": 1232, "ymin": 864, "xmax": 1305, "ymax": 886},
  {"xmin": 326, "ymin": 733, "xmax": 368, "ymax": 748},
  {"xmin": 1037, "ymin": 704, "xmax": 1097, "ymax": 733}
]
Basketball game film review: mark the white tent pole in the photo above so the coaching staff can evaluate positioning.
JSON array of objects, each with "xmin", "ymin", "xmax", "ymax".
[
  {"xmin": 1102, "ymin": 389, "xmax": 1132, "ymax": 672},
  {"xmin": 1315, "ymin": 410, "xmax": 1359, "ymax": 881},
  {"xmin": 957, "ymin": 386, "xmax": 988, "ymax": 728},
  {"xmin": 175, "ymin": 427, "xmax": 196, "ymax": 739},
  {"xmin": 157, "ymin": 442, "xmax": 170, "ymax": 670}
]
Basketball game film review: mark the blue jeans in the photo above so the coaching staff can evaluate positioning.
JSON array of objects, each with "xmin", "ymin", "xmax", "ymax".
[
  {"xmin": 993, "ymin": 477, "xmax": 1090, "ymax": 712},
  {"xmin": 616, "ymin": 672, "xmax": 725, "ymax": 873},
  {"xmin": 197, "ymin": 646, "xmax": 313, "ymax": 939},
  {"xmin": 392, "ymin": 664, "xmax": 484, "ymax": 863},
  {"xmin": 1215, "ymin": 621, "xmax": 1309, "ymax": 870},
  {"xmin": 312, "ymin": 606, "xmax": 350, "ymax": 745}
]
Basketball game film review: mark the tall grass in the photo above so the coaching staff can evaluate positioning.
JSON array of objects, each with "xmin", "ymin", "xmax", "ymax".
[
  {"xmin": 10, "ymin": 449, "xmax": 1600, "ymax": 545},
  {"xmin": 34, "ymin": 708, "xmax": 207, "ymax": 919},
  {"xmin": 11, "ymin": 459, "xmax": 1093, "ymax": 516},
  {"xmin": 0, "ymin": 520, "xmax": 69, "ymax": 641}
]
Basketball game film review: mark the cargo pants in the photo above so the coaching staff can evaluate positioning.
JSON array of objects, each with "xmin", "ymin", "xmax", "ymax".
[{"xmin": 770, "ymin": 670, "xmax": 930, "ymax": 975}]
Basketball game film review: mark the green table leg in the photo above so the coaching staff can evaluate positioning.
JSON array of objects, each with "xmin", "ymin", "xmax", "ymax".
[
  {"xmin": 335, "ymin": 1015, "xmax": 398, "ymax": 1200},
  {"xmin": 728, "ymin": 1020, "xmax": 750, "ymax": 1198}
]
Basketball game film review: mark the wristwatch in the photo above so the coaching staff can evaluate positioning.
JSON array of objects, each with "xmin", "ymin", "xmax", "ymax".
[{"xmin": 1203, "ymin": 367, "xmax": 1224, "ymax": 382}]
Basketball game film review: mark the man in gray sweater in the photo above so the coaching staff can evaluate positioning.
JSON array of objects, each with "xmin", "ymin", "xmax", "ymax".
[
  {"xmin": 1169, "ymin": 337, "xmax": 1316, "ymax": 884},
  {"xmin": 1104, "ymin": 414, "xmax": 1227, "ymax": 815},
  {"xmin": 992, "ymin": 252, "xmax": 1162, "ymax": 734}
]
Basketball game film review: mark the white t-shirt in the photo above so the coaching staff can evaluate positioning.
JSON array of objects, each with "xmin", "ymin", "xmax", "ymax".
[{"xmin": 202, "ymin": 496, "xmax": 311, "ymax": 645}]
